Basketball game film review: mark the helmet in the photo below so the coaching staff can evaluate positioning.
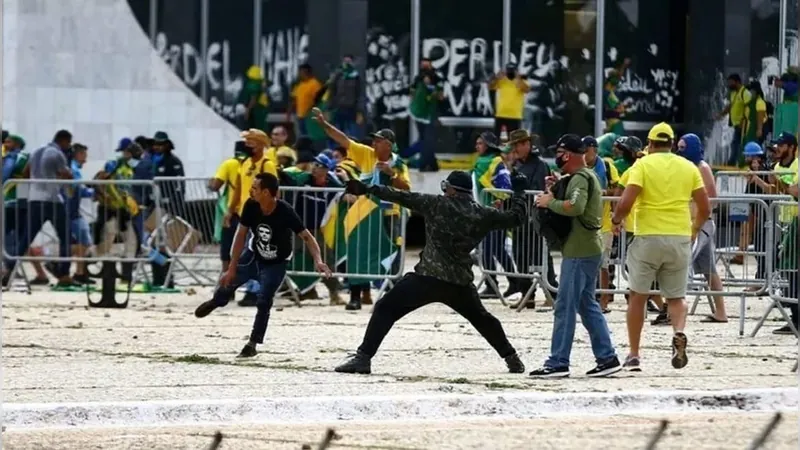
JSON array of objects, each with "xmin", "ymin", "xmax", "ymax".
[
  {"xmin": 615, "ymin": 136, "xmax": 643, "ymax": 154},
  {"xmin": 743, "ymin": 141, "xmax": 764, "ymax": 157}
]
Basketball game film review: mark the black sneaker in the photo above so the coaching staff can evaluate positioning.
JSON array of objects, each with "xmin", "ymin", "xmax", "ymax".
[
  {"xmin": 772, "ymin": 325, "xmax": 797, "ymax": 335},
  {"xmin": 647, "ymin": 299, "xmax": 661, "ymax": 313},
  {"xmin": 194, "ymin": 300, "xmax": 219, "ymax": 318},
  {"xmin": 237, "ymin": 292, "xmax": 258, "ymax": 307},
  {"xmin": 586, "ymin": 357, "xmax": 622, "ymax": 378},
  {"xmin": 528, "ymin": 366, "xmax": 569, "ymax": 379},
  {"xmin": 671, "ymin": 332, "xmax": 688, "ymax": 369},
  {"xmin": 650, "ymin": 311, "xmax": 670, "ymax": 326},
  {"xmin": 237, "ymin": 344, "xmax": 257, "ymax": 358},
  {"xmin": 623, "ymin": 355, "xmax": 642, "ymax": 372},
  {"xmin": 345, "ymin": 299, "xmax": 361, "ymax": 311},
  {"xmin": 504, "ymin": 353, "xmax": 525, "ymax": 374},
  {"xmin": 334, "ymin": 352, "xmax": 371, "ymax": 374}
]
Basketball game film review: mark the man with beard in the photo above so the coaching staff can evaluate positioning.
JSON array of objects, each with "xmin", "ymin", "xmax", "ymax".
[{"xmin": 334, "ymin": 171, "xmax": 529, "ymax": 374}]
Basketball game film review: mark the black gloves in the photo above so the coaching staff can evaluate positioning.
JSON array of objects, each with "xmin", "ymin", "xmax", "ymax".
[
  {"xmin": 345, "ymin": 179, "xmax": 369, "ymax": 196},
  {"xmin": 510, "ymin": 172, "xmax": 528, "ymax": 193}
]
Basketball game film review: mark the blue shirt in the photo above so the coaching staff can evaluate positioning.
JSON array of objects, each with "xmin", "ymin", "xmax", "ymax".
[
  {"xmin": 590, "ymin": 157, "xmax": 608, "ymax": 190},
  {"xmin": 66, "ymin": 160, "xmax": 94, "ymax": 219},
  {"xmin": 2, "ymin": 150, "xmax": 20, "ymax": 182}
]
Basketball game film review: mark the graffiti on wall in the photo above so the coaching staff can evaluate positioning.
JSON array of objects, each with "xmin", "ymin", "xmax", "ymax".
[
  {"xmin": 365, "ymin": 30, "xmax": 411, "ymax": 121},
  {"xmin": 258, "ymin": 27, "xmax": 309, "ymax": 108}
]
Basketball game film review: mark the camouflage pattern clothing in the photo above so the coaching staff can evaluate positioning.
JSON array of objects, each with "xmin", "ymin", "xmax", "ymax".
[{"xmin": 367, "ymin": 185, "xmax": 527, "ymax": 286}]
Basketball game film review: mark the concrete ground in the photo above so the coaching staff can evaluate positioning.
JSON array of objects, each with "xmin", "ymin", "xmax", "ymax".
[{"xmin": 2, "ymin": 251, "xmax": 798, "ymax": 448}]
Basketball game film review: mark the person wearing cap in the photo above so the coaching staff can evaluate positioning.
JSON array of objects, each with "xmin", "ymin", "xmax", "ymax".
[
  {"xmin": 472, "ymin": 132, "xmax": 516, "ymax": 298},
  {"xmin": 583, "ymin": 136, "xmax": 620, "ymax": 312},
  {"xmin": 225, "ymin": 128, "xmax": 279, "ymax": 306},
  {"xmin": 278, "ymin": 153, "xmax": 344, "ymax": 305},
  {"xmin": 611, "ymin": 122, "xmax": 710, "ymax": 371},
  {"xmin": 505, "ymin": 129, "xmax": 558, "ymax": 306},
  {"xmin": 602, "ymin": 58, "xmax": 631, "ymax": 135},
  {"xmin": 716, "ymin": 74, "xmax": 752, "ymax": 166},
  {"xmin": 764, "ymin": 132, "xmax": 799, "ymax": 334},
  {"xmin": 312, "ymin": 107, "xmax": 411, "ymax": 305},
  {"xmin": 334, "ymin": 170, "xmax": 530, "ymax": 375},
  {"xmin": 150, "ymin": 131, "xmax": 187, "ymax": 223},
  {"xmin": 240, "ymin": 65, "xmax": 269, "ymax": 132},
  {"xmin": 737, "ymin": 142, "xmax": 772, "ymax": 277},
  {"xmin": 489, "ymin": 63, "xmax": 530, "ymax": 137},
  {"xmin": 209, "ymin": 141, "xmax": 249, "ymax": 277},
  {"xmin": 528, "ymin": 134, "xmax": 620, "ymax": 378},
  {"xmin": 612, "ymin": 135, "xmax": 644, "ymax": 175},
  {"xmin": 676, "ymin": 134, "xmax": 727, "ymax": 324}
]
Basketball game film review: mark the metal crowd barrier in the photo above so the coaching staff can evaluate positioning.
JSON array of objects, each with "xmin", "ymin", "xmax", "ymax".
[
  {"xmin": 474, "ymin": 186, "xmax": 796, "ymax": 336},
  {"xmin": 279, "ymin": 185, "xmax": 409, "ymax": 301},
  {"xmin": 2, "ymin": 178, "xmax": 162, "ymax": 291}
]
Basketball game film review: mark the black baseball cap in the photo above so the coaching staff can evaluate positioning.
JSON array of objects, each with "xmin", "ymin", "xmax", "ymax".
[
  {"xmin": 555, "ymin": 134, "xmax": 586, "ymax": 154},
  {"xmin": 581, "ymin": 136, "xmax": 598, "ymax": 148},
  {"xmin": 772, "ymin": 131, "xmax": 798, "ymax": 147},
  {"xmin": 441, "ymin": 170, "xmax": 473, "ymax": 194},
  {"xmin": 370, "ymin": 128, "xmax": 396, "ymax": 144}
]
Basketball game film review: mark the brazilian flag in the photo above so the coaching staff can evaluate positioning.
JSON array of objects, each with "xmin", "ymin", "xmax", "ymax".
[{"xmin": 342, "ymin": 195, "xmax": 398, "ymax": 281}]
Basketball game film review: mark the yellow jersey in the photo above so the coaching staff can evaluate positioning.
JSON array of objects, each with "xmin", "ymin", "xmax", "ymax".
[
  {"xmin": 623, "ymin": 152, "xmax": 704, "ymax": 236},
  {"xmin": 291, "ymin": 78, "xmax": 323, "ymax": 118},
  {"xmin": 729, "ymin": 86, "xmax": 752, "ymax": 127},
  {"xmin": 236, "ymin": 153, "xmax": 278, "ymax": 215},
  {"xmin": 775, "ymin": 157, "xmax": 799, "ymax": 223},
  {"xmin": 214, "ymin": 158, "xmax": 242, "ymax": 210},
  {"xmin": 494, "ymin": 78, "xmax": 526, "ymax": 120},
  {"xmin": 348, "ymin": 140, "xmax": 411, "ymax": 216},
  {"xmin": 600, "ymin": 157, "xmax": 620, "ymax": 233}
]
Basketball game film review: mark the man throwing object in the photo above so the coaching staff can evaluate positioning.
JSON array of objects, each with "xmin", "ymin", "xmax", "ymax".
[
  {"xmin": 195, "ymin": 173, "xmax": 331, "ymax": 357},
  {"xmin": 335, "ymin": 171, "xmax": 529, "ymax": 374}
]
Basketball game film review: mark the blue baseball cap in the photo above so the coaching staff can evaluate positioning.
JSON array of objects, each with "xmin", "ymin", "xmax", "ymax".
[
  {"xmin": 116, "ymin": 137, "xmax": 132, "ymax": 151},
  {"xmin": 743, "ymin": 141, "xmax": 764, "ymax": 157},
  {"xmin": 581, "ymin": 136, "xmax": 599, "ymax": 148},
  {"xmin": 313, "ymin": 154, "xmax": 335, "ymax": 170},
  {"xmin": 772, "ymin": 132, "xmax": 798, "ymax": 147}
]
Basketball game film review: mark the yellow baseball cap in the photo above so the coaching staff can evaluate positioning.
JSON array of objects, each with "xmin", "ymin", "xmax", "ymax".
[{"xmin": 647, "ymin": 122, "xmax": 675, "ymax": 142}]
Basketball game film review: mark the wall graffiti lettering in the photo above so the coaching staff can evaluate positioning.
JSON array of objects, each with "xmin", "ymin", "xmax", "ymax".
[
  {"xmin": 258, "ymin": 27, "xmax": 309, "ymax": 106},
  {"xmin": 365, "ymin": 32, "xmax": 411, "ymax": 120},
  {"xmin": 154, "ymin": 32, "xmax": 245, "ymax": 120}
]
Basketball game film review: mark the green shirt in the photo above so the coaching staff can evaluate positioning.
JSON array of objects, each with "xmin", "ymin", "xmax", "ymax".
[
  {"xmin": 546, "ymin": 168, "xmax": 603, "ymax": 258},
  {"xmin": 409, "ymin": 76, "xmax": 442, "ymax": 124},
  {"xmin": 614, "ymin": 158, "xmax": 632, "ymax": 175}
]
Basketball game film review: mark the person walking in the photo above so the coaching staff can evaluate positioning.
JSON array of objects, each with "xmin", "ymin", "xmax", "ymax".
[
  {"xmin": 195, "ymin": 173, "xmax": 331, "ymax": 357},
  {"xmin": 333, "ymin": 171, "xmax": 529, "ymax": 375},
  {"xmin": 528, "ymin": 134, "xmax": 621, "ymax": 378},
  {"xmin": 611, "ymin": 123, "xmax": 710, "ymax": 371}
]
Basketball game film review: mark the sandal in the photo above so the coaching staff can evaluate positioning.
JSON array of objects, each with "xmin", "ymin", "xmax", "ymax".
[{"xmin": 700, "ymin": 315, "xmax": 728, "ymax": 323}]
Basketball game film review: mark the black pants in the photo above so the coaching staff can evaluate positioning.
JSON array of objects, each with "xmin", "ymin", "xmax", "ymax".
[
  {"xmin": 357, "ymin": 273, "xmax": 516, "ymax": 358},
  {"xmin": 784, "ymin": 269, "xmax": 799, "ymax": 324},
  {"xmin": 482, "ymin": 229, "xmax": 515, "ymax": 284},
  {"xmin": 512, "ymin": 230, "xmax": 558, "ymax": 295}
]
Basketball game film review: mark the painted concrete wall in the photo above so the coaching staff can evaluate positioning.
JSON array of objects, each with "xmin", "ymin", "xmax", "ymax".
[{"xmin": 1, "ymin": 0, "xmax": 240, "ymax": 178}]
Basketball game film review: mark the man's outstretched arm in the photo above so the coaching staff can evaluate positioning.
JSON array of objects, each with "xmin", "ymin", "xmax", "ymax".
[{"xmin": 367, "ymin": 184, "xmax": 438, "ymax": 215}]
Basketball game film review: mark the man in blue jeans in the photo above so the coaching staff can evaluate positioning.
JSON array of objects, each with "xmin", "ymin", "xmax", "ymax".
[
  {"xmin": 529, "ymin": 134, "xmax": 621, "ymax": 378},
  {"xmin": 194, "ymin": 173, "xmax": 331, "ymax": 357}
]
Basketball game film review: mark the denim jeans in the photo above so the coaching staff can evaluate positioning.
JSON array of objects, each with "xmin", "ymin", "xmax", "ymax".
[
  {"xmin": 5, "ymin": 200, "xmax": 71, "ymax": 277},
  {"xmin": 546, "ymin": 254, "xmax": 616, "ymax": 368},
  {"xmin": 212, "ymin": 250, "xmax": 287, "ymax": 344},
  {"xmin": 727, "ymin": 126, "xmax": 743, "ymax": 166}
]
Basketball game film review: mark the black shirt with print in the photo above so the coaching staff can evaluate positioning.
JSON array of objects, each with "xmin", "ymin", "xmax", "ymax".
[{"xmin": 240, "ymin": 199, "xmax": 305, "ymax": 264}]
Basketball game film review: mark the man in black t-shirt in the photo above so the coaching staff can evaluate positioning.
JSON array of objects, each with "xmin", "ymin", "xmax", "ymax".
[{"xmin": 194, "ymin": 173, "xmax": 331, "ymax": 357}]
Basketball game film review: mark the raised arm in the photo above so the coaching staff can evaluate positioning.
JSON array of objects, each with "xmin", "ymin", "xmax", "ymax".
[
  {"xmin": 311, "ymin": 107, "xmax": 350, "ymax": 149},
  {"xmin": 367, "ymin": 184, "xmax": 438, "ymax": 215}
]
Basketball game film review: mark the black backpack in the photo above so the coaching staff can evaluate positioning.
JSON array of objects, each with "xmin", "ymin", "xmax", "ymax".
[{"xmin": 533, "ymin": 171, "xmax": 600, "ymax": 251}]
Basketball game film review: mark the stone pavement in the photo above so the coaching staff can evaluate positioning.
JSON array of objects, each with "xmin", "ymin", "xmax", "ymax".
[{"xmin": 2, "ymin": 251, "xmax": 798, "ymax": 448}]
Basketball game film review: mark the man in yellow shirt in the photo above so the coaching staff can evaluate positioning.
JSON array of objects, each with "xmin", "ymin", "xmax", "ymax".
[
  {"xmin": 716, "ymin": 74, "xmax": 752, "ymax": 166},
  {"xmin": 225, "ymin": 129, "xmax": 278, "ymax": 307},
  {"xmin": 210, "ymin": 141, "xmax": 248, "ymax": 272},
  {"xmin": 289, "ymin": 63, "xmax": 323, "ymax": 136},
  {"xmin": 489, "ymin": 63, "xmax": 530, "ymax": 137},
  {"xmin": 311, "ymin": 107, "xmax": 411, "ymax": 308},
  {"xmin": 265, "ymin": 125, "xmax": 297, "ymax": 165},
  {"xmin": 611, "ymin": 123, "xmax": 710, "ymax": 371}
]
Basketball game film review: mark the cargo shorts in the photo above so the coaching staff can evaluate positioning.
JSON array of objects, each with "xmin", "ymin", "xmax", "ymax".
[{"xmin": 626, "ymin": 235, "xmax": 692, "ymax": 299}]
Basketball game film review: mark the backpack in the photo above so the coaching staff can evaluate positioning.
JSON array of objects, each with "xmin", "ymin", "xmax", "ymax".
[{"xmin": 533, "ymin": 171, "xmax": 600, "ymax": 251}]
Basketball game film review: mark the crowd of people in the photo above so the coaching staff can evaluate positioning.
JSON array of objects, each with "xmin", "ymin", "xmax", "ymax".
[{"xmin": 2, "ymin": 63, "xmax": 797, "ymax": 377}]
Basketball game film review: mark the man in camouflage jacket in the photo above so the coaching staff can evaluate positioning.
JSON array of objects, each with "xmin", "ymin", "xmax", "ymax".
[{"xmin": 334, "ymin": 170, "xmax": 529, "ymax": 375}]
